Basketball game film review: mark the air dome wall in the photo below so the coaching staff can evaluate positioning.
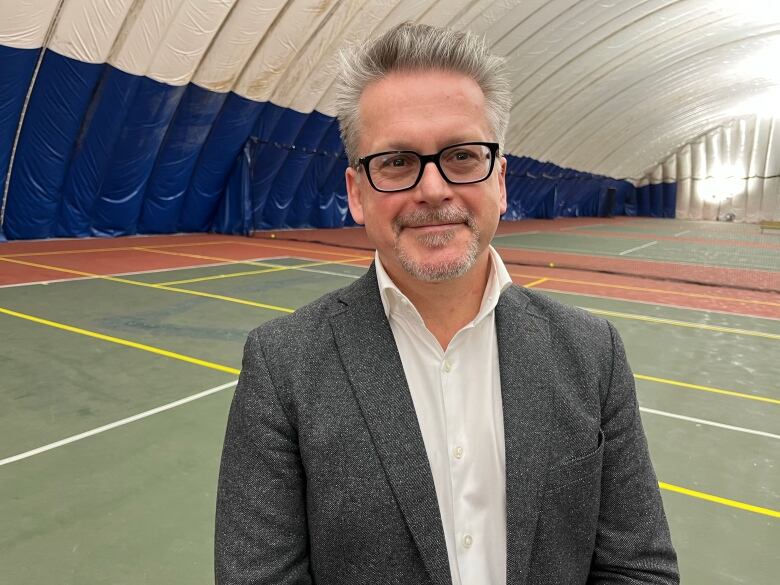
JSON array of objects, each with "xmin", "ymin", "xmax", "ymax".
[{"xmin": 4, "ymin": 1, "xmax": 777, "ymax": 240}]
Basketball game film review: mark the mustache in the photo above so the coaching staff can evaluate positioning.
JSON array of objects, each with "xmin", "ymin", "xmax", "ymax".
[{"xmin": 394, "ymin": 206, "xmax": 473, "ymax": 230}]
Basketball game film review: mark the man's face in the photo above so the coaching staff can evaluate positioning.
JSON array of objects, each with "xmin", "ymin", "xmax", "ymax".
[{"xmin": 345, "ymin": 70, "xmax": 507, "ymax": 283}]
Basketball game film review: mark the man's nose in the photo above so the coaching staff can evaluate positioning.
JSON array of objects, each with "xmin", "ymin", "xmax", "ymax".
[{"xmin": 413, "ymin": 160, "xmax": 452, "ymax": 204}]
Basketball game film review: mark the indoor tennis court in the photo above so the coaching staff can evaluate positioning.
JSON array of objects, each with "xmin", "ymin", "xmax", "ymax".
[
  {"xmin": 1, "ymin": 218, "xmax": 777, "ymax": 584},
  {"xmin": 3, "ymin": 2, "xmax": 780, "ymax": 583}
]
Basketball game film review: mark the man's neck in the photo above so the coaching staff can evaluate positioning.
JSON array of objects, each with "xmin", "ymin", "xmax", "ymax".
[{"xmin": 382, "ymin": 251, "xmax": 492, "ymax": 350}]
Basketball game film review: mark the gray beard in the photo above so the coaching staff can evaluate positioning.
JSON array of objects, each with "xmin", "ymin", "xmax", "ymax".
[{"xmin": 392, "ymin": 206, "xmax": 481, "ymax": 282}]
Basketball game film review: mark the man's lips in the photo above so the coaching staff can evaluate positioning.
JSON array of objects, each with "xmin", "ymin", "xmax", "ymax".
[{"xmin": 403, "ymin": 222, "xmax": 464, "ymax": 230}]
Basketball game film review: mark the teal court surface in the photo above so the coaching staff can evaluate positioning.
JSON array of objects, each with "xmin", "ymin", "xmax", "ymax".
[{"xmin": 0, "ymin": 221, "xmax": 778, "ymax": 584}]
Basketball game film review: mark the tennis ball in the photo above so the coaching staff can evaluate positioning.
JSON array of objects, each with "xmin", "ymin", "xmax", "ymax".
[
  {"xmin": 270, "ymin": 233, "xmax": 276, "ymax": 239},
  {"xmin": 549, "ymin": 262, "xmax": 555, "ymax": 268}
]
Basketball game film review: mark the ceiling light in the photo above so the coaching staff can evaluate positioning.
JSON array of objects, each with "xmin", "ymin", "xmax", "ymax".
[
  {"xmin": 698, "ymin": 165, "xmax": 744, "ymax": 203},
  {"xmin": 711, "ymin": 0, "xmax": 780, "ymax": 22},
  {"xmin": 728, "ymin": 86, "xmax": 780, "ymax": 117}
]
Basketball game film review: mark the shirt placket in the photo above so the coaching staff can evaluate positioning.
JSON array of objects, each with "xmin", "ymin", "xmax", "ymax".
[{"xmin": 440, "ymin": 338, "xmax": 475, "ymax": 582}]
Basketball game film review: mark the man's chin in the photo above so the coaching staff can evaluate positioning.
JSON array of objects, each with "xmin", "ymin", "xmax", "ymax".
[
  {"xmin": 395, "ymin": 248, "xmax": 477, "ymax": 282},
  {"xmin": 399, "ymin": 225, "xmax": 465, "ymax": 248}
]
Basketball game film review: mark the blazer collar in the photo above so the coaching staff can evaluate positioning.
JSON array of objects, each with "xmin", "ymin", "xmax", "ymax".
[
  {"xmin": 330, "ymin": 264, "xmax": 452, "ymax": 585},
  {"xmin": 330, "ymin": 267, "xmax": 555, "ymax": 585},
  {"xmin": 495, "ymin": 286, "xmax": 555, "ymax": 585}
]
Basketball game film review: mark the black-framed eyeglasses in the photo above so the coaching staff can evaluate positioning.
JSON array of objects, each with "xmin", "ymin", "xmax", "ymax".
[{"xmin": 356, "ymin": 141, "xmax": 500, "ymax": 193}]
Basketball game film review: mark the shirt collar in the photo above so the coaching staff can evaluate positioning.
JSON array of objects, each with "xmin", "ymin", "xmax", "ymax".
[{"xmin": 375, "ymin": 246, "xmax": 512, "ymax": 322}]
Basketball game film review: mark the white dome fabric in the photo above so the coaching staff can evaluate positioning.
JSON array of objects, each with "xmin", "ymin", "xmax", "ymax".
[
  {"xmin": 1, "ymin": 0, "xmax": 778, "ymax": 239},
  {"xmin": 643, "ymin": 115, "xmax": 780, "ymax": 222}
]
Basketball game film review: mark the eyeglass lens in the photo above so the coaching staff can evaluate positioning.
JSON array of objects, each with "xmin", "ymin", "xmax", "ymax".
[{"xmin": 367, "ymin": 143, "xmax": 493, "ymax": 191}]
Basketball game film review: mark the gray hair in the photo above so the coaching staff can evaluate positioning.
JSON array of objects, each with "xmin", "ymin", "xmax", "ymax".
[{"xmin": 336, "ymin": 22, "xmax": 511, "ymax": 166}]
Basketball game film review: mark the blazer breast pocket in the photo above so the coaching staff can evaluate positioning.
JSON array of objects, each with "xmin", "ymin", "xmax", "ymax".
[
  {"xmin": 530, "ymin": 429, "xmax": 605, "ymax": 581},
  {"xmin": 544, "ymin": 428, "xmax": 604, "ymax": 493}
]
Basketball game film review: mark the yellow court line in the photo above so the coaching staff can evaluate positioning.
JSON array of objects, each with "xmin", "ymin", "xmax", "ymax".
[
  {"xmin": 3, "ymin": 306, "xmax": 778, "ymax": 518},
  {"xmin": 636, "ymin": 374, "xmax": 780, "ymax": 405},
  {"xmin": 0, "ymin": 306, "xmax": 240, "ymax": 375},
  {"xmin": 3, "ymin": 256, "xmax": 776, "ymax": 405},
  {"xmin": 144, "ymin": 246, "xmax": 373, "ymax": 265},
  {"xmin": 162, "ymin": 285, "xmax": 294, "ymax": 313},
  {"xmin": 160, "ymin": 265, "xmax": 295, "ymax": 286},
  {"xmin": 0, "ymin": 257, "xmax": 293, "ymax": 314},
  {"xmin": 507, "ymin": 270, "xmax": 780, "ymax": 308},
  {"xmin": 0, "ymin": 239, "xmax": 239, "ymax": 258},
  {"xmin": 158, "ymin": 260, "xmax": 363, "ymax": 286},
  {"xmin": 524, "ymin": 277, "xmax": 549, "ymax": 288},
  {"xmin": 584, "ymin": 307, "xmax": 780, "ymax": 340},
  {"xmin": 233, "ymin": 238, "xmax": 373, "ymax": 260},
  {"xmin": 137, "ymin": 246, "xmax": 371, "ymax": 286},
  {"xmin": 659, "ymin": 482, "xmax": 780, "ymax": 518}
]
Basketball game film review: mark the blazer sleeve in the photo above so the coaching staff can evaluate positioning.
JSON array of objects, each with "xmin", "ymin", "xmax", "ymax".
[
  {"xmin": 588, "ymin": 322, "xmax": 680, "ymax": 584},
  {"xmin": 215, "ymin": 329, "xmax": 312, "ymax": 585}
]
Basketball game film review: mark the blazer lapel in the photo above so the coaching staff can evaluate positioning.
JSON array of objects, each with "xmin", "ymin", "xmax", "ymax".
[
  {"xmin": 496, "ymin": 287, "xmax": 556, "ymax": 585},
  {"xmin": 329, "ymin": 265, "xmax": 452, "ymax": 585}
]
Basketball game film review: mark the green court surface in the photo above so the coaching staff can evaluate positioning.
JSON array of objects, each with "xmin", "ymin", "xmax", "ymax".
[
  {"xmin": 494, "ymin": 232, "xmax": 780, "ymax": 271},
  {"xmin": 564, "ymin": 218, "xmax": 780, "ymax": 238},
  {"xmin": 568, "ymin": 223, "xmax": 778, "ymax": 244},
  {"xmin": 1, "ymin": 256, "xmax": 778, "ymax": 584}
]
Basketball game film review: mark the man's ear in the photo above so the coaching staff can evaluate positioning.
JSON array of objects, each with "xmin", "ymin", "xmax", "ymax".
[
  {"xmin": 346, "ymin": 166, "xmax": 365, "ymax": 225},
  {"xmin": 497, "ymin": 156, "xmax": 508, "ymax": 215}
]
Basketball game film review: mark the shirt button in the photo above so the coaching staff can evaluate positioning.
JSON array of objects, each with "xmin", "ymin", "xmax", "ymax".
[
  {"xmin": 442, "ymin": 360, "xmax": 452, "ymax": 373},
  {"xmin": 463, "ymin": 534, "xmax": 473, "ymax": 548},
  {"xmin": 453, "ymin": 446, "xmax": 464, "ymax": 459}
]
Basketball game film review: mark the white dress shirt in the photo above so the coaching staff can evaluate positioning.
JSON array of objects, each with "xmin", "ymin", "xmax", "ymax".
[{"xmin": 375, "ymin": 246, "xmax": 512, "ymax": 585}]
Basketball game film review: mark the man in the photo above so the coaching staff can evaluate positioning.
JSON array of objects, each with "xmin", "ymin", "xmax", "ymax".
[{"xmin": 216, "ymin": 23, "xmax": 678, "ymax": 585}]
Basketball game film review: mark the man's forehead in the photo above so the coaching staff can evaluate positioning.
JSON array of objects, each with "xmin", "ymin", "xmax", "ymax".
[
  {"xmin": 375, "ymin": 135, "xmax": 487, "ymax": 152},
  {"xmin": 356, "ymin": 69, "xmax": 490, "ymax": 151},
  {"xmin": 361, "ymin": 68, "xmax": 483, "ymax": 99}
]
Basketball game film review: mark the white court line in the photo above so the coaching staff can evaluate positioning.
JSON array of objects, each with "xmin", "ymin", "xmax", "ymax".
[
  {"xmin": 639, "ymin": 407, "xmax": 780, "ymax": 440},
  {"xmin": 2, "ymin": 380, "xmax": 773, "ymax": 469},
  {"xmin": 541, "ymin": 288, "xmax": 780, "ymax": 321},
  {"xmin": 285, "ymin": 259, "xmax": 780, "ymax": 322},
  {"xmin": 495, "ymin": 231, "xmax": 540, "ymax": 237},
  {"xmin": 619, "ymin": 241, "xmax": 658, "ymax": 256},
  {"xmin": 0, "ymin": 380, "xmax": 238, "ymax": 467},
  {"xmin": 267, "ymin": 255, "xmax": 366, "ymax": 280},
  {"xmin": 0, "ymin": 257, "xmax": 288, "ymax": 289},
  {"xmin": 294, "ymin": 266, "xmax": 361, "ymax": 280},
  {"xmin": 559, "ymin": 224, "xmax": 605, "ymax": 231},
  {"xmin": 674, "ymin": 230, "xmax": 691, "ymax": 237}
]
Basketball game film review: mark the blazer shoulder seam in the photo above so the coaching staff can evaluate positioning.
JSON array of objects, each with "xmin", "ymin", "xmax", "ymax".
[{"xmin": 601, "ymin": 320, "xmax": 620, "ymax": 411}]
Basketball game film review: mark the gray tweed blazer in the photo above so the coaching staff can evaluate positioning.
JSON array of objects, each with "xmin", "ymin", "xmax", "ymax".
[{"xmin": 215, "ymin": 264, "xmax": 678, "ymax": 585}]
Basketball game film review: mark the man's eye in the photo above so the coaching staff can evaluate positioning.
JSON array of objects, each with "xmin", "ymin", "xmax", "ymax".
[
  {"xmin": 444, "ymin": 150, "xmax": 478, "ymax": 164},
  {"xmin": 379, "ymin": 155, "xmax": 415, "ymax": 169}
]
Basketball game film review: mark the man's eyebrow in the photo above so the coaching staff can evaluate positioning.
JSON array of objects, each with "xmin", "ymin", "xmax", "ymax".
[
  {"xmin": 373, "ymin": 142, "xmax": 417, "ymax": 152},
  {"xmin": 373, "ymin": 138, "xmax": 483, "ymax": 153}
]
